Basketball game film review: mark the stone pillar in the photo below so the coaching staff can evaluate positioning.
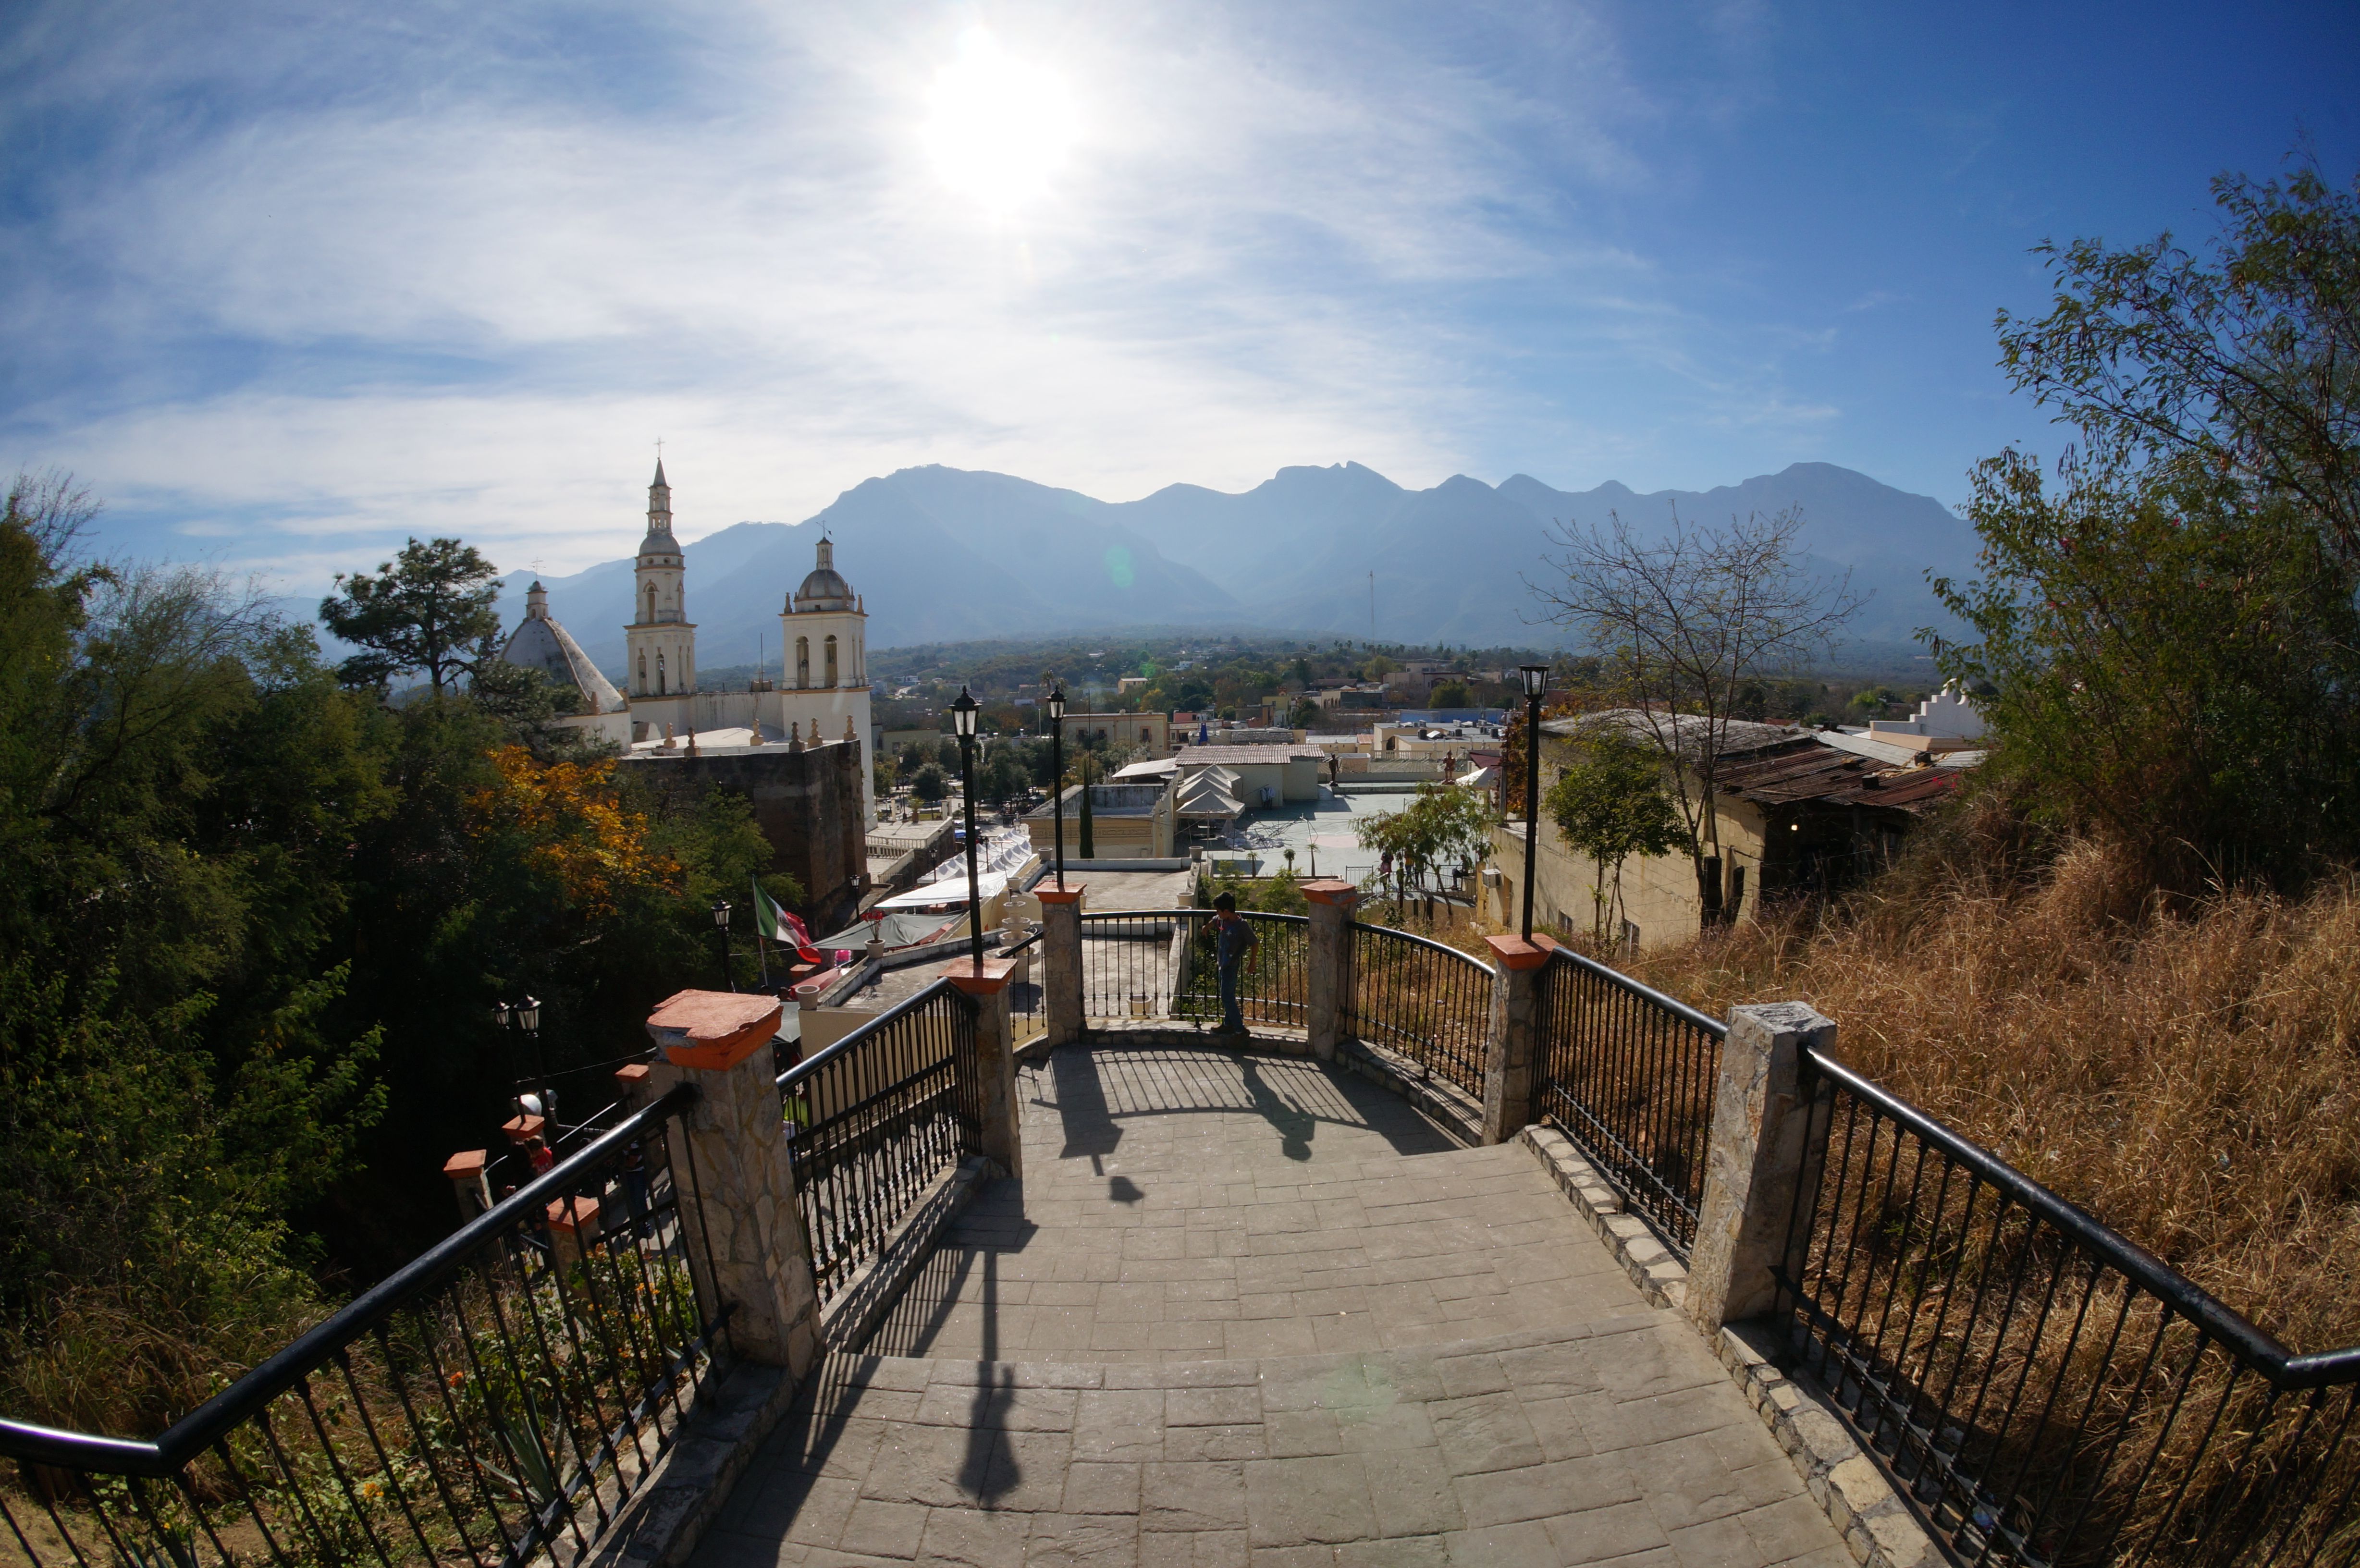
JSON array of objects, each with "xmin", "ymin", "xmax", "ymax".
[
  {"xmin": 1303, "ymin": 879, "xmax": 1359, "ymax": 1062},
  {"xmin": 644, "ymin": 990, "xmax": 821, "ymax": 1375},
  {"xmin": 1481, "ymin": 936, "xmax": 1549, "ymax": 1144},
  {"xmin": 1685, "ymin": 1002, "xmax": 1837, "ymax": 1334},
  {"xmin": 546, "ymin": 1195, "xmax": 602, "ymax": 1271},
  {"xmin": 442, "ymin": 1149, "xmax": 491, "ymax": 1224},
  {"xmin": 613, "ymin": 1060, "xmax": 655, "ymax": 1113},
  {"xmin": 947, "ymin": 958, "xmax": 1023, "ymax": 1181},
  {"xmin": 1037, "ymin": 884, "xmax": 1086, "ymax": 1048}
]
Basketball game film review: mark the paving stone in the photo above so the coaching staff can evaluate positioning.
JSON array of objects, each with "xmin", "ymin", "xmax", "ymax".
[
  {"xmin": 1024, "ymin": 1514, "xmax": 1140, "ymax": 1568},
  {"xmin": 1063, "ymin": 1463, "xmax": 1145, "ymax": 1516},
  {"xmin": 1540, "ymin": 1500, "xmax": 1670, "ymax": 1564},
  {"xmin": 1142, "ymin": 1462, "xmax": 1249, "ymax": 1532},
  {"xmin": 1244, "ymin": 1455, "xmax": 1377, "ymax": 1547},
  {"xmin": 687, "ymin": 1049, "xmax": 1853, "ymax": 1568}
]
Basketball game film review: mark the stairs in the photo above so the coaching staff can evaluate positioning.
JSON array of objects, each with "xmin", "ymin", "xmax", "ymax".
[{"xmin": 688, "ymin": 1047, "xmax": 1851, "ymax": 1567}]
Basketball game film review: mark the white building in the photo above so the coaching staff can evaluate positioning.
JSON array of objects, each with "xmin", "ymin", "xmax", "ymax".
[{"xmin": 502, "ymin": 462, "xmax": 878, "ymax": 821}]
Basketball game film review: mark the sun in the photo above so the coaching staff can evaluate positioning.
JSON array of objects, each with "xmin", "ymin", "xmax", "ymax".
[{"xmin": 920, "ymin": 29, "xmax": 1079, "ymax": 214}]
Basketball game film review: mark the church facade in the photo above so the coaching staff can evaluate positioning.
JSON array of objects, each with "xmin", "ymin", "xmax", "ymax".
[{"xmin": 507, "ymin": 462, "xmax": 878, "ymax": 824}]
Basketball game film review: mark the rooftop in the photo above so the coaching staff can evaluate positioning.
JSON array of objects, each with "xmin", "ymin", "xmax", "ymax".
[
  {"xmin": 1024, "ymin": 782, "xmax": 1171, "ymax": 819},
  {"xmin": 1169, "ymin": 744, "xmax": 1325, "ymax": 765}
]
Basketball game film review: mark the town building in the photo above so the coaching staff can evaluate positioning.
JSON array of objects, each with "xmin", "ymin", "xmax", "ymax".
[
  {"xmin": 1021, "ymin": 782, "xmax": 1177, "ymax": 859},
  {"xmin": 501, "ymin": 462, "xmax": 878, "ymax": 822},
  {"xmin": 1061, "ymin": 712, "xmax": 1170, "ymax": 758},
  {"xmin": 1486, "ymin": 711, "xmax": 1971, "ymax": 949}
]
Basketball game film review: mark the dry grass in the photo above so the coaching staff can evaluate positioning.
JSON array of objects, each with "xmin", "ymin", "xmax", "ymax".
[{"xmin": 1620, "ymin": 827, "xmax": 2360, "ymax": 1358}]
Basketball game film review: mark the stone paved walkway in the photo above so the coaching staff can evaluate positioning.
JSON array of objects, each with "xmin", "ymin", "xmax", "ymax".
[{"xmin": 690, "ymin": 1048, "xmax": 1848, "ymax": 1567}]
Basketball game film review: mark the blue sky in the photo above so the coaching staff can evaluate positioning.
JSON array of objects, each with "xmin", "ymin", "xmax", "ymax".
[{"xmin": 2, "ymin": 0, "xmax": 2353, "ymax": 591}]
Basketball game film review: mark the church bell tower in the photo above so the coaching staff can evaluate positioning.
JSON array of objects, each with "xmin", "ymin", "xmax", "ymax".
[{"xmin": 624, "ymin": 460, "xmax": 696, "ymax": 699}]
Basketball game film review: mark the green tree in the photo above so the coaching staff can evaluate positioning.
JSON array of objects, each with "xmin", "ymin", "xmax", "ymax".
[
  {"xmin": 1355, "ymin": 784, "xmax": 1498, "ymax": 912},
  {"xmin": 1427, "ymin": 678, "xmax": 1475, "ymax": 710},
  {"xmin": 1545, "ymin": 735, "xmax": 1683, "ymax": 943},
  {"xmin": 318, "ymin": 537, "xmax": 502, "ymax": 696},
  {"xmin": 1288, "ymin": 696, "xmax": 1322, "ymax": 729},
  {"xmin": 977, "ymin": 745, "xmax": 1030, "ymax": 806},
  {"xmin": 910, "ymin": 763, "xmax": 948, "ymax": 803},
  {"xmin": 1942, "ymin": 157, "xmax": 2360, "ymax": 881}
]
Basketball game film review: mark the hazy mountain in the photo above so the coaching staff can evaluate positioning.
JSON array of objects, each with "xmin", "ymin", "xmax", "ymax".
[{"xmin": 497, "ymin": 460, "xmax": 1977, "ymax": 671}]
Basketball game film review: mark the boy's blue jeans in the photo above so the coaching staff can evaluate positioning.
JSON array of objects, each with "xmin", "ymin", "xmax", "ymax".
[{"xmin": 1218, "ymin": 960, "xmax": 1243, "ymax": 1032}]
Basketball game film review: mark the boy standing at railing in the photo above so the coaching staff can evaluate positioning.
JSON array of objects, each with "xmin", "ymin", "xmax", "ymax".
[{"xmin": 1209, "ymin": 892, "xmax": 1256, "ymax": 1036}]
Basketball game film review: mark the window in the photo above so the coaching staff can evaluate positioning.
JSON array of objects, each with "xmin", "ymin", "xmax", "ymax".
[
  {"xmin": 656, "ymin": 651, "xmax": 666, "ymax": 695},
  {"xmin": 646, "ymin": 584, "xmax": 656, "ymax": 622},
  {"xmin": 795, "ymin": 637, "xmax": 810, "ymax": 688},
  {"xmin": 824, "ymin": 635, "xmax": 838, "ymax": 686},
  {"xmin": 638, "ymin": 652, "xmax": 647, "ymax": 691}
]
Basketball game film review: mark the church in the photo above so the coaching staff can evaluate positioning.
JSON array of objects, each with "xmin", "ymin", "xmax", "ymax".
[{"xmin": 501, "ymin": 461, "xmax": 879, "ymax": 827}]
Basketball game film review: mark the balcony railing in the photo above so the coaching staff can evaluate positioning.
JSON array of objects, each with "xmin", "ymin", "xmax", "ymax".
[
  {"xmin": 0, "ymin": 1087, "xmax": 724, "ymax": 1568},
  {"xmin": 1532, "ymin": 945, "xmax": 1724, "ymax": 1259},
  {"xmin": 1774, "ymin": 1047, "xmax": 2360, "ymax": 1568},
  {"xmin": 1344, "ymin": 922, "xmax": 1491, "ymax": 1098},
  {"xmin": 778, "ymin": 980, "xmax": 983, "ymax": 1307},
  {"xmin": 1076, "ymin": 910, "xmax": 1308, "ymax": 1030}
]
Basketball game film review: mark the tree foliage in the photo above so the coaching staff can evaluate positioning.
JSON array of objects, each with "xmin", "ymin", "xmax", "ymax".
[
  {"xmin": 1545, "ymin": 733, "xmax": 1683, "ymax": 943},
  {"xmin": 1356, "ymin": 784, "xmax": 1499, "ymax": 908},
  {"xmin": 1942, "ymin": 158, "xmax": 2360, "ymax": 881},
  {"xmin": 0, "ymin": 482, "xmax": 787, "ymax": 1434},
  {"xmin": 319, "ymin": 537, "xmax": 502, "ymax": 696}
]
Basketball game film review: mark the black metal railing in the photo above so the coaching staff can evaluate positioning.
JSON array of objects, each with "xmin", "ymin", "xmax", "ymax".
[
  {"xmin": 1532, "ymin": 946, "xmax": 1724, "ymax": 1259},
  {"xmin": 1776, "ymin": 1047, "xmax": 2360, "ymax": 1568},
  {"xmin": 1004, "ymin": 929, "xmax": 1044, "ymax": 1045},
  {"xmin": 1076, "ymin": 910, "xmax": 1308, "ymax": 1031},
  {"xmin": 1344, "ymin": 922, "xmax": 1491, "ymax": 1098},
  {"xmin": 0, "ymin": 1087, "xmax": 725, "ymax": 1568},
  {"xmin": 777, "ymin": 980, "xmax": 983, "ymax": 1306}
]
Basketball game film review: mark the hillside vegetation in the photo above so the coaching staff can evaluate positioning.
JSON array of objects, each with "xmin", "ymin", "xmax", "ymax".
[{"xmin": 1625, "ymin": 815, "xmax": 2360, "ymax": 1354}]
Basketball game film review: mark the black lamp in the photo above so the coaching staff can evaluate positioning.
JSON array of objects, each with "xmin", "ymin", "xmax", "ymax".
[
  {"xmin": 951, "ymin": 686, "xmax": 984, "ymax": 967},
  {"xmin": 711, "ymin": 899, "xmax": 733, "ymax": 991},
  {"xmin": 1045, "ymin": 683, "xmax": 1068, "ymax": 890},
  {"xmin": 1518, "ymin": 664, "xmax": 1549, "ymax": 941}
]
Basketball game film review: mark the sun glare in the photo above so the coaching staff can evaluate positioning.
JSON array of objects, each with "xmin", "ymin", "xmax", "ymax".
[{"xmin": 920, "ymin": 29, "xmax": 1079, "ymax": 214}]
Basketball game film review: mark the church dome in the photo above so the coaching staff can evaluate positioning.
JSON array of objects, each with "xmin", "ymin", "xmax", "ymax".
[
  {"xmin": 792, "ymin": 535, "xmax": 857, "ymax": 612},
  {"xmin": 498, "ymin": 583, "xmax": 627, "ymax": 713}
]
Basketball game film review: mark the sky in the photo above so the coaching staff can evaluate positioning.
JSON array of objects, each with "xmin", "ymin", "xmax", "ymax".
[{"xmin": 2, "ymin": 0, "xmax": 2354, "ymax": 592}]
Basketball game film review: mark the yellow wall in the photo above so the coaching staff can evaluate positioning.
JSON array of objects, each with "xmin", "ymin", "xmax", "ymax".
[{"xmin": 1487, "ymin": 735, "xmax": 1771, "ymax": 950}]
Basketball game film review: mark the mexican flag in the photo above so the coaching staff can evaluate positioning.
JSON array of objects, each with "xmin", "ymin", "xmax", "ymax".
[{"xmin": 753, "ymin": 879, "xmax": 824, "ymax": 964}]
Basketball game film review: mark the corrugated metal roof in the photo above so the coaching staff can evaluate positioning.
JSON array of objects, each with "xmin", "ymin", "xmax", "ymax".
[{"xmin": 1717, "ymin": 739, "xmax": 1963, "ymax": 815}]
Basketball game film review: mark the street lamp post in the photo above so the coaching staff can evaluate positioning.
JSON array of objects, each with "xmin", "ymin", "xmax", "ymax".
[
  {"xmin": 1047, "ymin": 684, "xmax": 1067, "ymax": 890},
  {"xmin": 711, "ymin": 899, "xmax": 734, "ymax": 991},
  {"xmin": 1519, "ymin": 663, "xmax": 1549, "ymax": 941},
  {"xmin": 492, "ymin": 995, "xmax": 553, "ymax": 1134},
  {"xmin": 951, "ymin": 686, "xmax": 985, "ymax": 967}
]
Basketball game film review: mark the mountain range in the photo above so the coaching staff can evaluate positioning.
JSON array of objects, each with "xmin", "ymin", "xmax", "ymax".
[{"xmin": 492, "ymin": 461, "xmax": 1979, "ymax": 671}]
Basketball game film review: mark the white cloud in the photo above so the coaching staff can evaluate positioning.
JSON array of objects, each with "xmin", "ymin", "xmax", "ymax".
[{"xmin": 2, "ymin": 0, "xmax": 1859, "ymax": 588}]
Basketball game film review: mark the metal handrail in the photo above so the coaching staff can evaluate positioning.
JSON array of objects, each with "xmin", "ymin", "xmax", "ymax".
[
  {"xmin": 1078, "ymin": 909, "xmax": 1311, "ymax": 927},
  {"xmin": 779, "ymin": 977, "xmax": 970, "ymax": 1091},
  {"xmin": 1347, "ymin": 919, "xmax": 1495, "ymax": 972},
  {"xmin": 1802, "ymin": 1045, "xmax": 2360, "ymax": 1389},
  {"xmin": 0, "ymin": 1079, "xmax": 703, "ymax": 1476},
  {"xmin": 1545, "ymin": 943, "xmax": 1728, "ymax": 1040}
]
